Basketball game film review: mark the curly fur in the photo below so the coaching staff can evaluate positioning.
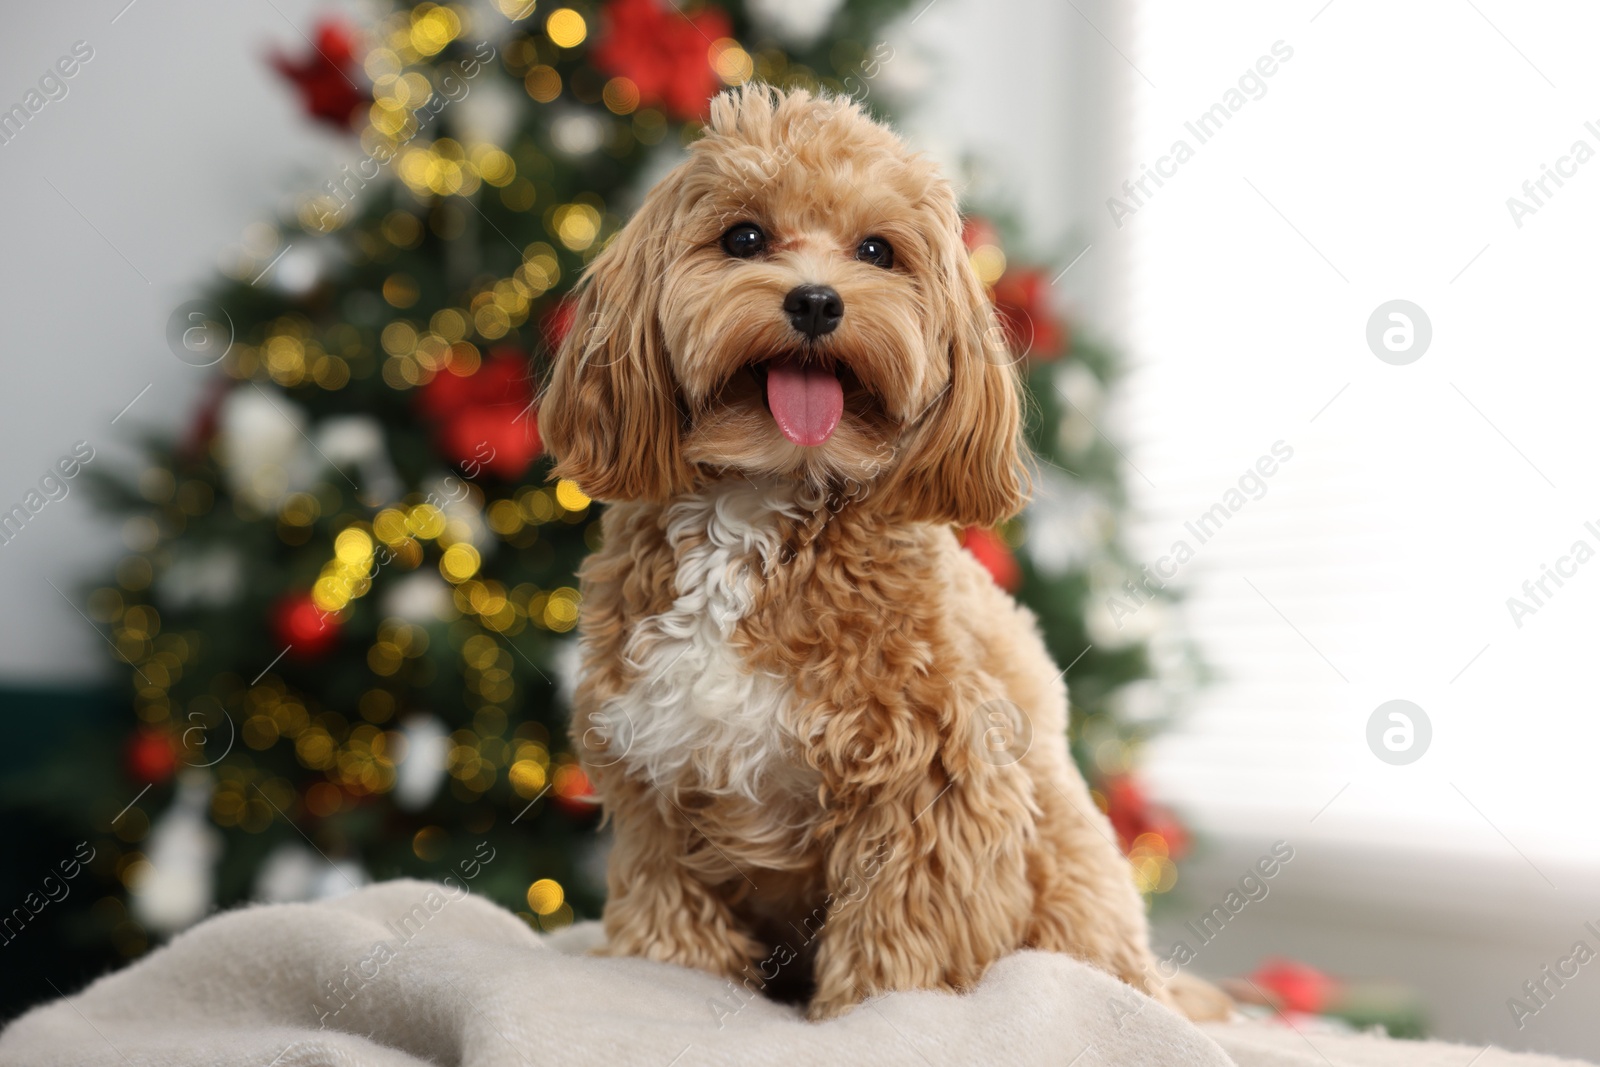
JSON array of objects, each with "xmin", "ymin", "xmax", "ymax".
[{"xmin": 540, "ymin": 85, "xmax": 1230, "ymax": 1023}]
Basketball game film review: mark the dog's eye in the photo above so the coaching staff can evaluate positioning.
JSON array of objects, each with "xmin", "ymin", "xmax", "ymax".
[
  {"xmin": 856, "ymin": 236, "xmax": 893, "ymax": 269},
  {"xmin": 721, "ymin": 223, "xmax": 766, "ymax": 259}
]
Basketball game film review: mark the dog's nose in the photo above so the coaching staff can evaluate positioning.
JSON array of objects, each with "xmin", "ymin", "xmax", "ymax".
[{"xmin": 783, "ymin": 285, "xmax": 843, "ymax": 339}]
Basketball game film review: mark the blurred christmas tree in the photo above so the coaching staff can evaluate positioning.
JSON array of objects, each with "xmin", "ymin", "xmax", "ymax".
[{"xmin": 47, "ymin": 0, "xmax": 1190, "ymax": 971}]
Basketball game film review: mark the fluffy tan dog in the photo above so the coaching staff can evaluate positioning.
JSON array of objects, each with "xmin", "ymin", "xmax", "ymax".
[{"xmin": 541, "ymin": 85, "xmax": 1225, "ymax": 1023}]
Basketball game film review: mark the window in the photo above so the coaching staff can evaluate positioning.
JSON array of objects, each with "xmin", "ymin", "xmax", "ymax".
[{"xmin": 1118, "ymin": 2, "xmax": 1600, "ymax": 869}]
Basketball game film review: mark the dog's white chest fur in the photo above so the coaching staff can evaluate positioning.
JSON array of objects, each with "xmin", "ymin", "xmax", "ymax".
[{"xmin": 595, "ymin": 480, "xmax": 809, "ymax": 800}]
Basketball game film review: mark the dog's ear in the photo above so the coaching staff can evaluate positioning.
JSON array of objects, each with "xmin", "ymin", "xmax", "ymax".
[
  {"xmin": 886, "ymin": 204, "xmax": 1030, "ymax": 528},
  {"xmin": 538, "ymin": 182, "xmax": 692, "ymax": 503}
]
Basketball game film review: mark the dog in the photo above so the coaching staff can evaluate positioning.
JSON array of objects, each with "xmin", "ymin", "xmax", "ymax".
[{"xmin": 540, "ymin": 85, "xmax": 1228, "ymax": 1023}]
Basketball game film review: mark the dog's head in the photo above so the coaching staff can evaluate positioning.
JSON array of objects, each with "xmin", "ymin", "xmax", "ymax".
[{"xmin": 540, "ymin": 86, "xmax": 1028, "ymax": 526}]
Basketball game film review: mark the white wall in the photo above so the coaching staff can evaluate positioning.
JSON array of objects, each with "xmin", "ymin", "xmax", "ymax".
[{"xmin": 0, "ymin": 0, "xmax": 353, "ymax": 683}]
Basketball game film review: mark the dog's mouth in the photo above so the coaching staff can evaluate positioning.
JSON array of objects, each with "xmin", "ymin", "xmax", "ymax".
[{"xmin": 749, "ymin": 355, "xmax": 844, "ymax": 447}]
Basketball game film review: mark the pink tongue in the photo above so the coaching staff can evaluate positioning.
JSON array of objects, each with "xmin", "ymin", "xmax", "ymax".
[{"xmin": 765, "ymin": 360, "xmax": 843, "ymax": 446}]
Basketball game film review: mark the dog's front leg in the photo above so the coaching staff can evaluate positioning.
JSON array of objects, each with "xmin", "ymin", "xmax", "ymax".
[
  {"xmin": 805, "ymin": 770, "xmax": 1034, "ymax": 1021},
  {"xmin": 596, "ymin": 776, "xmax": 765, "ymax": 979}
]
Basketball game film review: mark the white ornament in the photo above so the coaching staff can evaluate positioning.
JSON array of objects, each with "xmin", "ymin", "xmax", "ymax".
[
  {"xmin": 1085, "ymin": 560, "xmax": 1165, "ymax": 649},
  {"xmin": 268, "ymin": 242, "xmax": 324, "ymax": 296},
  {"xmin": 310, "ymin": 859, "xmax": 369, "ymax": 900},
  {"xmin": 217, "ymin": 385, "xmax": 312, "ymax": 510},
  {"xmin": 550, "ymin": 635, "xmax": 581, "ymax": 710},
  {"xmin": 468, "ymin": 0, "xmax": 533, "ymax": 43},
  {"xmin": 156, "ymin": 545, "xmax": 245, "ymax": 610},
  {"xmin": 456, "ymin": 76, "xmax": 521, "ymax": 147},
  {"xmin": 253, "ymin": 841, "xmax": 368, "ymax": 902},
  {"xmin": 394, "ymin": 713, "xmax": 450, "ymax": 811},
  {"xmin": 746, "ymin": 0, "xmax": 845, "ymax": 48},
  {"xmin": 130, "ymin": 770, "xmax": 221, "ymax": 935},
  {"xmin": 1025, "ymin": 469, "xmax": 1112, "ymax": 577},
  {"xmin": 318, "ymin": 416, "xmax": 404, "ymax": 506},
  {"xmin": 1055, "ymin": 361, "xmax": 1106, "ymax": 455},
  {"xmin": 253, "ymin": 841, "xmax": 322, "ymax": 903},
  {"xmin": 549, "ymin": 109, "xmax": 607, "ymax": 157},
  {"xmin": 381, "ymin": 570, "xmax": 454, "ymax": 624}
]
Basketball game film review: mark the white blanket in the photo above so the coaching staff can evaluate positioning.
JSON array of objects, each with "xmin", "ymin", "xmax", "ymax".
[{"xmin": 0, "ymin": 880, "xmax": 1589, "ymax": 1067}]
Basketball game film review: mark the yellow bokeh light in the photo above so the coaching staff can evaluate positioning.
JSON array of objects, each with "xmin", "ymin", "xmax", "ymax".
[
  {"xmin": 970, "ymin": 245, "xmax": 1007, "ymax": 285},
  {"xmin": 383, "ymin": 274, "xmax": 420, "ymax": 308},
  {"xmin": 474, "ymin": 304, "xmax": 512, "ymax": 339},
  {"xmin": 472, "ymin": 145, "xmax": 516, "ymax": 187},
  {"xmin": 370, "ymin": 99, "xmax": 412, "ymax": 138},
  {"xmin": 431, "ymin": 308, "xmax": 469, "ymax": 342},
  {"xmin": 407, "ymin": 504, "xmax": 447, "ymax": 540},
  {"xmin": 543, "ymin": 588, "xmax": 579, "ymax": 632},
  {"xmin": 509, "ymin": 759, "xmax": 547, "ymax": 797},
  {"xmin": 554, "ymin": 479, "xmax": 590, "ymax": 511},
  {"xmin": 526, "ymin": 878, "xmax": 565, "ymax": 915},
  {"xmin": 440, "ymin": 542, "xmax": 482, "ymax": 583},
  {"xmin": 381, "ymin": 321, "xmax": 419, "ymax": 356},
  {"xmin": 519, "ymin": 243, "xmax": 561, "ymax": 295},
  {"xmin": 487, "ymin": 499, "xmax": 523, "ymax": 535},
  {"xmin": 312, "ymin": 576, "xmax": 348, "ymax": 613},
  {"xmin": 545, "ymin": 8, "xmax": 586, "ymax": 48},
  {"xmin": 552, "ymin": 203, "xmax": 601, "ymax": 251},
  {"xmin": 446, "ymin": 341, "xmax": 482, "ymax": 375},
  {"xmin": 410, "ymin": 6, "xmax": 461, "ymax": 56},
  {"xmin": 334, "ymin": 528, "xmax": 375, "ymax": 565},
  {"xmin": 364, "ymin": 47, "xmax": 403, "ymax": 81},
  {"xmin": 496, "ymin": 0, "xmax": 538, "ymax": 19},
  {"xmin": 373, "ymin": 73, "xmax": 407, "ymax": 107},
  {"xmin": 373, "ymin": 508, "xmax": 409, "ymax": 544},
  {"xmin": 602, "ymin": 77, "xmax": 640, "ymax": 115},
  {"xmin": 525, "ymin": 65, "xmax": 561, "ymax": 103},
  {"xmin": 710, "ymin": 39, "xmax": 753, "ymax": 85},
  {"xmin": 413, "ymin": 825, "xmax": 448, "ymax": 861},
  {"xmin": 400, "ymin": 72, "xmax": 434, "ymax": 108},
  {"xmin": 1131, "ymin": 832, "xmax": 1170, "ymax": 858}
]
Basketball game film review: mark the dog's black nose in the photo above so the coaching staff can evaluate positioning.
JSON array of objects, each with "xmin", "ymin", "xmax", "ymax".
[{"xmin": 783, "ymin": 285, "xmax": 843, "ymax": 339}]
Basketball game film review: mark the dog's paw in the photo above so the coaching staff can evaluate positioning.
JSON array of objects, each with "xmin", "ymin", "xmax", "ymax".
[{"xmin": 805, "ymin": 993, "xmax": 862, "ymax": 1022}]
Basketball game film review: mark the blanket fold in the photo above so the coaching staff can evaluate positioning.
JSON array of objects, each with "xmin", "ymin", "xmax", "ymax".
[{"xmin": 1, "ymin": 880, "xmax": 1589, "ymax": 1067}]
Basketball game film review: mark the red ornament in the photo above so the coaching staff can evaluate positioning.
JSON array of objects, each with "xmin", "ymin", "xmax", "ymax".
[
  {"xmin": 992, "ymin": 269, "xmax": 1068, "ymax": 360},
  {"xmin": 1249, "ymin": 957, "xmax": 1341, "ymax": 1015},
  {"xmin": 1101, "ymin": 774, "xmax": 1189, "ymax": 860},
  {"xmin": 269, "ymin": 18, "xmax": 368, "ymax": 131},
  {"xmin": 272, "ymin": 593, "xmax": 340, "ymax": 659},
  {"xmin": 418, "ymin": 349, "xmax": 542, "ymax": 479},
  {"xmin": 125, "ymin": 730, "xmax": 178, "ymax": 784},
  {"xmin": 962, "ymin": 526, "xmax": 1021, "ymax": 592},
  {"xmin": 540, "ymin": 298, "xmax": 577, "ymax": 354},
  {"xmin": 552, "ymin": 764, "xmax": 599, "ymax": 818},
  {"xmin": 591, "ymin": 0, "xmax": 731, "ymax": 121}
]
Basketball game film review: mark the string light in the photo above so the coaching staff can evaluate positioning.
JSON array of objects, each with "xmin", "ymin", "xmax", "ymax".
[
  {"xmin": 525, "ymin": 65, "xmax": 561, "ymax": 102},
  {"xmin": 409, "ymin": 5, "xmax": 461, "ymax": 55},
  {"xmin": 710, "ymin": 39, "xmax": 754, "ymax": 85},
  {"xmin": 544, "ymin": 8, "xmax": 586, "ymax": 49},
  {"xmin": 526, "ymin": 878, "xmax": 564, "ymax": 915}
]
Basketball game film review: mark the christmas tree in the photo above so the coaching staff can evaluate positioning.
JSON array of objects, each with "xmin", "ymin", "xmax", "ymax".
[{"xmin": 30, "ymin": 0, "xmax": 1189, "ymax": 980}]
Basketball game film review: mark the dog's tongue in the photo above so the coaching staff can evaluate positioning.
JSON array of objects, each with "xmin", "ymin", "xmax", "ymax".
[{"xmin": 765, "ymin": 359, "xmax": 842, "ymax": 446}]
